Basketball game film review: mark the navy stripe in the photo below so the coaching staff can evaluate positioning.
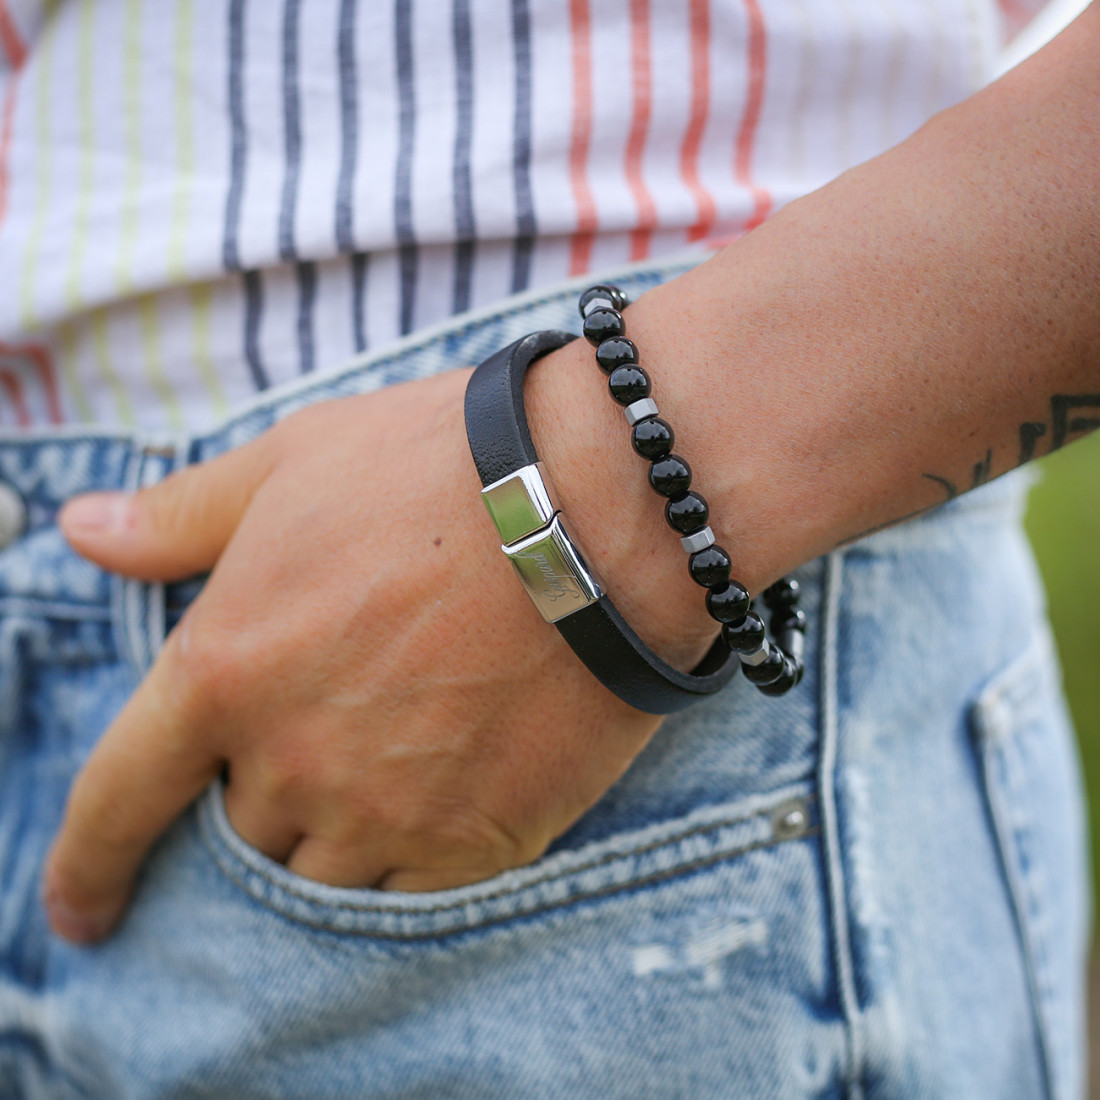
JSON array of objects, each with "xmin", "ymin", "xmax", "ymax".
[
  {"xmin": 394, "ymin": 0, "xmax": 417, "ymax": 335},
  {"xmin": 242, "ymin": 270, "xmax": 269, "ymax": 391},
  {"xmin": 452, "ymin": 0, "xmax": 475, "ymax": 314},
  {"xmin": 223, "ymin": 0, "xmax": 247, "ymax": 273},
  {"xmin": 335, "ymin": 0, "xmax": 358, "ymax": 252},
  {"xmin": 278, "ymin": 0, "xmax": 303, "ymax": 262},
  {"xmin": 297, "ymin": 261, "xmax": 317, "ymax": 373},
  {"xmin": 351, "ymin": 252, "xmax": 368, "ymax": 353},
  {"xmin": 510, "ymin": 0, "xmax": 535, "ymax": 293},
  {"xmin": 279, "ymin": 0, "xmax": 315, "ymax": 372}
]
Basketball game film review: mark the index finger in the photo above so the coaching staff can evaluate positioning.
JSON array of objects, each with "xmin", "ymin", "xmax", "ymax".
[{"xmin": 43, "ymin": 635, "xmax": 220, "ymax": 944}]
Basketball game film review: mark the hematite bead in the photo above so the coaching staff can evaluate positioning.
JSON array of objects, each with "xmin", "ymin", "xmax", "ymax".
[
  {"xmin": 742, "ymin": 645, "xmax": 786, "ymax": 685},
  {"xmin": 771, "ymin": 608, "xmax": 807, "ymax": 635},
  {"xmin": 583, "ymin": 308, "xmax": 625, "ymax": 346},
  {"xmin": 649, "ymin": 454, "xmax": 691, "ymax": 496},
  {"xmin": 688, "ymin": 544, "xmax": 732, "ymax": 587},
  {"xmin": 763, "ymin": 577, "xmax": 801, "ymax": 609},
  {"xmin": 632, "ymin": 417, "xmax": 673, "ymax": 459},
  {"xmin": 777, "ymin": 629, "xmax": 805, "ymax": 665},
  {"xmin": 757, "ymin": 657, "xmax": 801, "ymax": 695},
  {"xmin": 579, "ymin": 284, "xmax": 629, "ymax": 317},
  {"xmin": 595, "ymin": 336, "xmax": 638, "ymax": 373},
  {"xmin": 665, "ymin": 491, "xmax": 709, "ymax": 534},
  {"xmin": 721, "ymin": 611, "xmax": 765, "ymax": 653},
  {"xmin": 705, "ymin": 580, "xmax": 750, "ymax": 623},
  {"xmin": 608, "ymin": 365, "xmax": 651, "ymax": 405}
]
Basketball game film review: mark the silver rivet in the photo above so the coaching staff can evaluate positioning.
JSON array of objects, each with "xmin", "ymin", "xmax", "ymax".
[
  {"xmin": 0, "ymin": 481, "xmax": 26, "ymax": 551},
  {"xmin": 772, "ymin": 800, "xmax": 809, "ymax": 840},
  {"xmin": 739, "ymin": 638, "xmax": 771, "ymax": 666}
]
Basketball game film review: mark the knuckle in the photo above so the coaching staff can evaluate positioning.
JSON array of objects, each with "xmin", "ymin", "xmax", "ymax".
[{"xmin": 165, "ymin": 616, "xmax": 255, "ymax": 723}]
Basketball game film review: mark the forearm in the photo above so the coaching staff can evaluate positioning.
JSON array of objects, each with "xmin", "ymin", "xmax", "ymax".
[{"xmin": 526, "ymin": 4, "xmax": 1100, "ymax": 669}]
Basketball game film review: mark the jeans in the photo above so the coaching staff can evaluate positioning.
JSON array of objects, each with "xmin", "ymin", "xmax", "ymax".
[{"xmin": 0, "ymin": 259, "xmax": 1088, "ymax": 1099}]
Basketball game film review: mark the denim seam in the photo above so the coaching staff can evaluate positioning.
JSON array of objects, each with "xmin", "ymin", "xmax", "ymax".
[
  {"xmin": 206, "ymin": 824, "xmax": 823, "ymax": 943},
  {"xmin": 819, "ymin": 549, "xmax": 866, "ymax": 1100},
  {"xmin": 0, "ymin": 598, "xmax": 112, "ymax": 621},
  {"xmin": 199, "ymin": 787, "xmax": 817, "ymax": 916}
]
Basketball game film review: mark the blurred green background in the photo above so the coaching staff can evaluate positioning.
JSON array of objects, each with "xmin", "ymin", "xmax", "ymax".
[{"xmin": 1024, "ymin": 428, "xmax": 1100, "ymax": 927}]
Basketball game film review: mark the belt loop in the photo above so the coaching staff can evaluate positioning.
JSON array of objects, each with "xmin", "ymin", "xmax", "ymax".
[{"xmin": 113, "ymin": 438, "xmax": 184, "ymax": 680}]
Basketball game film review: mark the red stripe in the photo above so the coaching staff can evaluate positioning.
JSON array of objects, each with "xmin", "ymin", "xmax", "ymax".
[
  {"xmin": 0, "ymin": 65, "xmax": 20, "ymax": 226},
  {"xmin": 734, "ymin": 0, "xmax": 771, "ymax": 233},
  {"xmin": 0, "ymin": 341, "xmax": 64, "ymax": 424},
  {"xmin": 682, "ymin": 0, "xmax": 716, "ymax": 243},
  {"xmin": 0, "ymin": 368, "xmax": 31, "ymax": 427},
  {"xmin": 0, "ymin": 2, "xmax": 26, "ymax": 69},
  {"xmin": 567, "ymin": 0, "xmax": 597, "ymax": 275},
  {"xmin": 625, "ymin": 0, "xmax": 655, "ymax": 261},
  {"xmin": 0, "ymin": 1, "xmax": 26, "ymax": 229}
]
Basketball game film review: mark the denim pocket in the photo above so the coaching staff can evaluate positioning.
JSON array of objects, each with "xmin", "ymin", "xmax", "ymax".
[
  {"xmin": 196, "ymin": 778, "xmax": 818, "ymax": 944},
  {"xmin": 970, "ymin": 634, "xmax": 1088, "ymax": 1100}
]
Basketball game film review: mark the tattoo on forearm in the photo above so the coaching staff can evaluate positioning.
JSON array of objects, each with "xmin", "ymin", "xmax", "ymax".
[
  {"xmin": 1018, "ymin": 422, "xmax": 1046, "ymax": 465},
  {"xmin": 1050, "ymin": 394, "xmax": 1100, "ymax": 452},
  {"xmin": 846, "ymin": 393, "xmax": 1100, "ymax": 548}
]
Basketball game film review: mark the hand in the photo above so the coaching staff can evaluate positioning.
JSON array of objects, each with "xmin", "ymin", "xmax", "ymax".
[{"xmin": 43, "ymin": 367, "xmax": 663, "ymax": 944}]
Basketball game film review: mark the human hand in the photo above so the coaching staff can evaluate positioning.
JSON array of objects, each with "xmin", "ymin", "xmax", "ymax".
[{"xmin": 42, "ymin": 366, "xmax": 665, "ymax": 944}]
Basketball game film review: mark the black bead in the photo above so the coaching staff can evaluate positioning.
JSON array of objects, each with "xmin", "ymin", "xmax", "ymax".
[
  {"xmin": 688, "ymin": 545, "xmax": 732, "ymax": 588},
  {"xmin": 649, "ymin": 454, "xmax": 691, "ymax": 497},
  {"xmin": 762, "ymin": 577, "xmax": 801, "ymax": 610},
  {"xmin": 777, "ymin": 629, "xmax": 805, "ymax": 665},
  {"xmin": 582, "ymin": 307, "xmax": 625, "ymax": 345},
  {"xmin": 665, "ymin": 491, "xmax": 709, "ymax": 534},
  {"xmin": 579, "ymin": 284, "xmax": 629, "ymax": 317},
  {"xmin": 721, "ymin": 611, "xmax": 765, "ymax": 654},
  {"xmin": 632, "ymin": 417, "xmax": 674, "ymax": 460},
  {"xmin": 741, "ymin": 646, "xmax": 786, "ymax": 685},
  {"xmin": 770, "ymin": 607, "xmax": 807, "ymax": 635},
  {"xmin": 705, "ymin": 580, "xmax": 751, "ymax": 623},
  {"xmin": 608, "ymin": 365, "xmax": 651, "ymax": 405},
  {"xmin": 595, "ymin": 336, "xmax": 638, "ymax": 373},
  {"xmin": 757, "ymin": 657, "xmax": 801, "ymax": 696}
]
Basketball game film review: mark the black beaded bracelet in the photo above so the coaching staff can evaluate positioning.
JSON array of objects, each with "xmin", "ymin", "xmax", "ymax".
[{"xmin": 579, "ymin": 284, "xmax": 807, "ymax": 696}]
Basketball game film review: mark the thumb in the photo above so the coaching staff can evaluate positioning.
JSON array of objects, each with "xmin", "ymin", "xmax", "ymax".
[{"xmin": 59, "ymin": 434, "xmax": 279, "ymax": 581}]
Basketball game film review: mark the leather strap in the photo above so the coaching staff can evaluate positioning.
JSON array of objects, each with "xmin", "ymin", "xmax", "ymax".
[{"xmin": 464, "ymin": 332, "xmax": 736, "ymax": 714}]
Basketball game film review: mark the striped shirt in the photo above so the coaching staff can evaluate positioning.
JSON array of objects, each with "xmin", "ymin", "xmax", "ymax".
[{"xmin": 0, "ymin": 0, "xmax": 1050, "ymax": 431}]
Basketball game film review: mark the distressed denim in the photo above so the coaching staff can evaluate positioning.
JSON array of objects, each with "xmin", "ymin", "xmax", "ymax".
[{"xmin": 0, "ymin": 260, "xmax": 1088, "ymax": 1099}]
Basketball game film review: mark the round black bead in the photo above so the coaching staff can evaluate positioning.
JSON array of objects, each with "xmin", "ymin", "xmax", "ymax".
[
  {"xmin": 608, "ymin": 364, "xmax": 651, "ymax": 405},
  {"xmin": 632, "ymin": 417, "xmax": 674, "ymax": 460},
  {"xmin": 721, "ymin": 611, "xmax": 765, "ymax": 654},
  {"xmin": 688, "ymin": 545, "xmax": 732, "ymax": 588},
  {"xmin": 582, "ymin": 307, "xmax": 625, "ymax": 346},
  {"xmin": 741, "ymin": 645, "xmax": 786, "ymax": 685},
  {"xmin": 770, "ymin": 607, "xmax": 807, "ymax": 635},
  {"xmin": 595, "ymin": 336, "xmax": 638, "ymax": 373},
  {"xmin": 579, "ymin": 284, "xmax": 629, "ymax": 317},
  {"xmin": 763, "ymin": 577, "xmax": 801, "ymax": 610},
  {"xmin": 757, "ymin": 657, "xmax": 801, "ymax": 696},
  {"xmin": 649, "ymin": 454, "xmax": 691, "ymax": 497},
  {"xmin": 705, "ymin": 580, "xmax": 751, "ymax": 624},
  {"xmin": 665, "ymin": 491, "xmax": 709, "ymax": 534}
]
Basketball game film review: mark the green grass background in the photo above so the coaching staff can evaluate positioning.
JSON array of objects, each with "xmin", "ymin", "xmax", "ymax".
[{"xmin": 1024, "ymin": 428, "xmax": 1100, "ymax": 929}]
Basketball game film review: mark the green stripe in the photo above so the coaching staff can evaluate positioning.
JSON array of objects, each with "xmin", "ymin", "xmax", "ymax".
[
  {"xmin": 167, "ymin": 0, "xmax": 193, "ymax": 279},
  {"xmin": 191, "ymin": 283, "xmax": 229, "ymax": 419},
  {"xmin": 18, "ymin": 1, "xmax": 57, "ymax": 329},
  {"xmin": 56, "ymin": 323, "xmax": 94, "ymax": 423},
  {"xmin": 92, "ymin": 309, "xmax": 136, "ymax": 426},
  {"xmin": 137, "ymin": 295, "xmax": 184, "ymax": 431},
  {"xmin": 64, "ymin": 0, "xmax": 96, "ymax": 310},
  {"xmin": 115, "ymin": 0, "xmax": 143, "ymax": 292}
]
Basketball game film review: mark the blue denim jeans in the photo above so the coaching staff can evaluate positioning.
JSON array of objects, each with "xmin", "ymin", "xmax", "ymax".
[{"xmin": 0, "ymin": 260, "xmax": 1089, "ymax": 1099}]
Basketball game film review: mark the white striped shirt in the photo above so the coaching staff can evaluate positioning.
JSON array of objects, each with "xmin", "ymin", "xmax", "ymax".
[{"xmin": 0, "ymin": 0, "xmax": 1050, "ymax": 430}]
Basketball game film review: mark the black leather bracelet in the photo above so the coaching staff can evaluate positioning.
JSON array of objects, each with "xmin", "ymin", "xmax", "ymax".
[{"xmin": 463, "ymin": 330, "xmax": 736, "ymax": 714}]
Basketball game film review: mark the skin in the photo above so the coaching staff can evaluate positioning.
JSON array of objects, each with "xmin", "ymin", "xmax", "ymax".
[{"xmin": 44, "ymin": 5, "xmax": 1100, "ymax": 943}]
